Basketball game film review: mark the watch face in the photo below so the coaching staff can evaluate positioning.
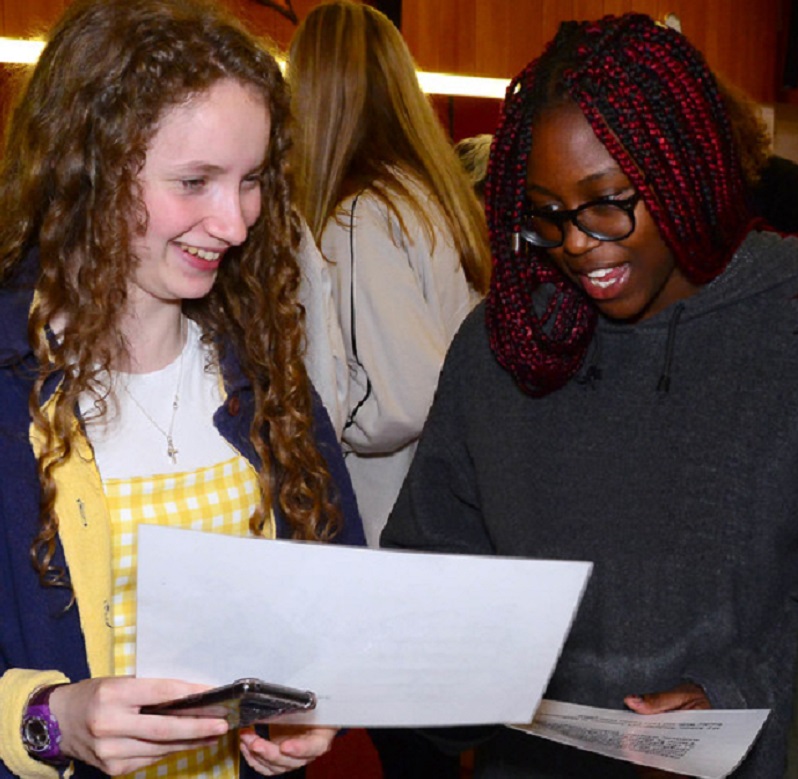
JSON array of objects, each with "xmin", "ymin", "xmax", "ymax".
[{"xmin": 22, "ymin": 716, "xmax": 51, "ymax": 752}]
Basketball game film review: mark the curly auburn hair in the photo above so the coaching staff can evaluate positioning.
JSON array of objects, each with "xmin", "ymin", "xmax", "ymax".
[
  {"xmin": 485, "ymin": 13, "xmax": 752, "ymax": 396},
  {"xmin": 0, "ymin": 0, "xmax": 342, "ymax": 588}
]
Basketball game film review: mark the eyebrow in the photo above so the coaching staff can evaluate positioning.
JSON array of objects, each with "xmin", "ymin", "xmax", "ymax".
[
  {"xmin": 169, "ymin": 161, "xmax": 267, "ymax": 177},
  {"xmin": 170, "ymin": 162, "xmax": 225, "ymax": 174}
]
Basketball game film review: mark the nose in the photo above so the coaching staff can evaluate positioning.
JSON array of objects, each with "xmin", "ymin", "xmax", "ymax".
[
  {"xmin": 205, "ymin": 189, "xmax": 252, "ymax": 246},
  {"xmin": 560, "ymin": 218, "xmax": 601, "ymax": 257}
]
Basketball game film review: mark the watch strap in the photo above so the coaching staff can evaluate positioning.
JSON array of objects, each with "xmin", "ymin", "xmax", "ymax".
[{"xmin": 21, "ymin": 684, "xmax": 69, "ymax": 765}]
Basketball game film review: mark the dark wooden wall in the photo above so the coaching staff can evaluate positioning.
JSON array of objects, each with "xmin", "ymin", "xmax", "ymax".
[
  {"xmin": 0, "ymin": 0, "xmax": 788, "ymax": 104},
  {"xmin": 0, "ymin": 0, "xmax": 789, "ymax": 141},
  {"xmin": 402, "ymin": 0, "xmax": 787, "ymax": 104}
]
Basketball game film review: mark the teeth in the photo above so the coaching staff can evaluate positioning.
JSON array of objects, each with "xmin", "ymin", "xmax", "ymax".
[
  {"xmin": 182, "ymin": 245, "xmax": 221, "ymax": 262},
  {"xmin": 583, "ymin": 266, "xmax": 622, "ymax": 289}
]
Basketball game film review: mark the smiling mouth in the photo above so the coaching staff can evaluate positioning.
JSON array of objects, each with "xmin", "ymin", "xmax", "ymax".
[
  {"xmin": 585, "ymin": 267, "xmax": 621, "ymax": 288},
  {"xmin": 179, "ymin": 243, "xmax": 223, "ymax": 262},
  {"xmin": 578, "ymin": 264, "xmax": 630, "ymax": 298}
]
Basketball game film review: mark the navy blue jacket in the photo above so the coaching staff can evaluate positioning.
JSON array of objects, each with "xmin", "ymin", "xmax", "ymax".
[{"xmin": 0, "ymin": 250, "xmax": 364, "ymax": 778}]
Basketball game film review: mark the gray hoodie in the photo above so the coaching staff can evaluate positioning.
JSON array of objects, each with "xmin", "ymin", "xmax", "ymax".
[{"xmin": 383, "ymin": 229, "xmax": 798, "ymax": 778}]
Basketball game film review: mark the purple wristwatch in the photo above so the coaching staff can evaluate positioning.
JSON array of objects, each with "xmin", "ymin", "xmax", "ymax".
[{"xmin": 20, "ymin": 684, "xmax": 68, "ymax": 765}]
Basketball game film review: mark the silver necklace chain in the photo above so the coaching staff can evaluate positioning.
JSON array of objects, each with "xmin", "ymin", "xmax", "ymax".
[{"xmin": 121, "ymin": 317, "xmax": 187, "ymax": 464}]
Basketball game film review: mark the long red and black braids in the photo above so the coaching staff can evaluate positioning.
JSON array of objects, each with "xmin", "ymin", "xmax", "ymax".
[{"xmin": 485, "ymin": 13, "xmax": 752, "ymax": 396}]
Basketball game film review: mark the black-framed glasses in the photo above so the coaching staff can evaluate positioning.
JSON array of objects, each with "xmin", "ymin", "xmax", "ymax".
[{"xmin": 514, "ymin": 192, "xmax": 642, "ymax": 251}]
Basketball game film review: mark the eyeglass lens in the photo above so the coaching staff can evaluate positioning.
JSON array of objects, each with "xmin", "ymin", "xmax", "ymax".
[{"xmin": 525, "ymin": 201, "xmax": 636, "ymax": 248}]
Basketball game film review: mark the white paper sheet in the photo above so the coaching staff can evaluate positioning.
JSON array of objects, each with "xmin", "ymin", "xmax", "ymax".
[
  {"xmin": 512, "ymin": 700, "xmax": 770, "ymax": 778},
  {"xmin": 135, "ymin": 525, "xmax": 591, "ymax": 727}
]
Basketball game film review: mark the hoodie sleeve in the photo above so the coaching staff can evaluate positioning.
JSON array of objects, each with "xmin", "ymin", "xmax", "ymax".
[
  {"xmin": 380, "ymin": 311, "xmax": 494, "ymax": 555},
  {"xmin": 681, "ymin": 588, "xmax": 798, "ymax": 712}
]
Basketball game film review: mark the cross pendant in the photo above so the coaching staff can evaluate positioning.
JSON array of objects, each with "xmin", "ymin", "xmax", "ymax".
[{"xmin": 167, "ymin": 436, "xmax": 178, "ymax": 464}]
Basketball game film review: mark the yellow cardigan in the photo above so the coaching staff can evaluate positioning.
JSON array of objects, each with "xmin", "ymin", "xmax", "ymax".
[
  {"xmin": 0, "ymin": 384, "xmax": 276, "ymax": 778},
  {"xmin": 0, "ymin": 403, "xmax": 113, "ymax": 779}
]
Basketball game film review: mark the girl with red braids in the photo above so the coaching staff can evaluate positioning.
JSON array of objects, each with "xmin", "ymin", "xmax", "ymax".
[{"xmin": 383, "ymin": 13, "xmax": 798, "ymax": 778}]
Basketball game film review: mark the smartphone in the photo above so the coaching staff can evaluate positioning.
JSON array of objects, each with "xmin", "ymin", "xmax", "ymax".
[{"xmin": 140, "ymin": 677, "xmax": 317, "ymax": 728}]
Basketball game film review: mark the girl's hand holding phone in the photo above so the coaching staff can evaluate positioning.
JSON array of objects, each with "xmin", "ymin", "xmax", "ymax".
[{"xmin": 49, "ymin": 677, "xmax": 229, "ymax": 776}]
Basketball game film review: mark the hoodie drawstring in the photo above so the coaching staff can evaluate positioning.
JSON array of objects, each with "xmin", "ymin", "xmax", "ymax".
[
  {"xmin": 656, "ymin": 302, "xmax": 685, "ymax": 393},
  {"xmin": 576, "ymin": 334, "xmax": 603, "ymax": 389}
]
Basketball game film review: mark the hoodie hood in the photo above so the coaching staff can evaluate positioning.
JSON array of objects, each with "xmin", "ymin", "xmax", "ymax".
[
  {"xmin": 599, "ymin": 230, "xmax": 798, "ymax": 332},
  {"xmin": 583, "ymin": 230, "xmax": 798, "ymax": 390}
]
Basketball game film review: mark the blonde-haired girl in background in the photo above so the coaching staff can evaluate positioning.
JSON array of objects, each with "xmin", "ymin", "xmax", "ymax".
[{"xmin": 289, "ymin": 0, "xmax": 490, "ymax": 549}]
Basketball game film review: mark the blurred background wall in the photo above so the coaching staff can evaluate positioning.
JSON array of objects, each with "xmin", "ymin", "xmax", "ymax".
[{"xmin": 0, "ymin": 0, "xmax": 792, "ymax": 153}]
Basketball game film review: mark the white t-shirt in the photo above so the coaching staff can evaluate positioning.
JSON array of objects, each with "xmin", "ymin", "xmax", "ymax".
[{"xmin": 81, "ymin": 319, "xmax": 236, "ymax": 479}]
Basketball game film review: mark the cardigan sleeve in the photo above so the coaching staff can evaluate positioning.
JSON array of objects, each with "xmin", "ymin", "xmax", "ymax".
[{"xmin": 0, "ymin": 669, "xmax": 70, "ymax": 779}]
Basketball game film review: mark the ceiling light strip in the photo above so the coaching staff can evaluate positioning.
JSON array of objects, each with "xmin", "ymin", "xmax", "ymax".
[
  {"xmin": 416, "ymin": 72, "xmax": 509, "ymax": 99},
  {"xmin": 0, "ymin": 37, "xmax": 45, "ymax": 64},
  {"xmin": 0, "ymin": 38, "xmax": 510, "ymax": 98}
]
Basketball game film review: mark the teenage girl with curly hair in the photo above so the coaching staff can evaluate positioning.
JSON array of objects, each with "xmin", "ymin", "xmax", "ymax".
[{"xmin": 0, "ymin": 1, "xmax": 363, "ymax": 777}]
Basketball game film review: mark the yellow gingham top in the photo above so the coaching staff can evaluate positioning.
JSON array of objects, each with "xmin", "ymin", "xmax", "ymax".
[{"xmin": 106, "ymin": 454, "xmax": 260, "ymax": 779}]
